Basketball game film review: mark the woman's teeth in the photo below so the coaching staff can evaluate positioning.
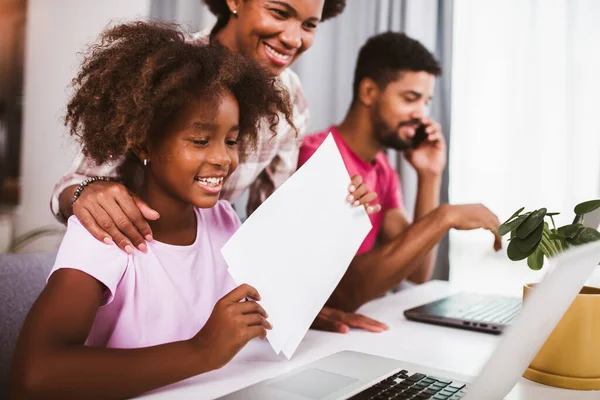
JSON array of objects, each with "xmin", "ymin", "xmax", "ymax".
[
  {"xmin": 195, "ymin": 177, "xmax": 223, "ymax": 187},
  {"xmin": 265, "ymin": 44, "xmax": 291, "ymax": 62}
]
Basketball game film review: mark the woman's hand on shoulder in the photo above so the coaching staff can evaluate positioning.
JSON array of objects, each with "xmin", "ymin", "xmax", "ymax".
[{"xmin": 72, "ymin": 181, "xmax": 159, "ymax": 254}]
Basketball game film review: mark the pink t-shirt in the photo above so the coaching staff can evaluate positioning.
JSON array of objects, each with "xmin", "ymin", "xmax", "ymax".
[
  {"xmin": 299, "ymin": 126, "xmax": 403, "ymax": 254},
  {"xmin": 49, "ymin": 200, "xmax": 239, "ymax": 348}
]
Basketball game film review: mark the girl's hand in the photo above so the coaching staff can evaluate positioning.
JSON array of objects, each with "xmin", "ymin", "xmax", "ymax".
[
  {"xmin": 190, "ymin": 284, "xmax": 271, "ymax": 370},
  {"xmin": 347, "ymin": 175, "xmax": 381, "ymax": 215}
]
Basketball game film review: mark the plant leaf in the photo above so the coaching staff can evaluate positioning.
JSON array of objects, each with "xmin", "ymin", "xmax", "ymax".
[
  {"xmin": 557, "ymin": 224, "xmax": 582, "ymax": 239},
  {"xmin": 546, "ymin": 212, "xmax": 560, "ymax": 216},
  {"xmin": 568, "ymin": 227, "xmax": 600, "ymax": 245},
  {"xmin": 513, "ymin": 222, "xmax": 544, "ymax": 254},
  {"xmin": 548, "ymin": 233, "xmax": 564, "ymax": 241},
  {"xmin": 502, "ymin": 207, "xmax": 525, "ymax": 225},
  {"xmin": 516, "ymin": 208, "xmax": 547, "ymax": 239},
  {"xmin": 507, "ymin": 238, "xmax": 530, "ymax": 261},
  {"xmin": 527, "ymin": 248, "xmax": 545, "ymax": 270},
  {"xmin": 498, "ymin": 214, "xmax": 529, "ymax": 236},
  {"xmin": 574, "ymin": 200, "xmax": 600, "ymax": 215}
]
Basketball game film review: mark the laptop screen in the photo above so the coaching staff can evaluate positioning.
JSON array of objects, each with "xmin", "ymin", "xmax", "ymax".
[{"xmin": 463, "ymin": 242, "xmax": 600, "ymax": 399}]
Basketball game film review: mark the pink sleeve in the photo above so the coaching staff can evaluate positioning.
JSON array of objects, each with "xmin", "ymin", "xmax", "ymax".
[
  {"xmin": 383, "ymin": 169, "xmax": 403, "ymax": 211},
  {"xmin": 50, "ymin": 217, "xmax": 129, "ymax": 306},
  {"xmin": 216, "ymin": 200, "xmax": 242, "ymax": 231},
  {"xmin": 297, "ymin": 140, "xmax": 319, "ymax": 169}
]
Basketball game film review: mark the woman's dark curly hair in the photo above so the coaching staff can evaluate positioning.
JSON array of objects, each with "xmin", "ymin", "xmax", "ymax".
[
  {"xmin": 204, "ymin": 0, "xmax": 346, "ymax": 35},
  {"xmin": 65, "ymin": 21, "xmax": 294, "ymax": 166}
]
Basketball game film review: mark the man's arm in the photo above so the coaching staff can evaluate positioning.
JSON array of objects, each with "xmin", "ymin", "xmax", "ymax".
[
  {"xmin": 330, "ymin": 205, "xmax": 452, "ymax": 312},
  {"xmin": 407, "ymin": 173, "xmax": 442, "ymax": 283},
  {"xmin": 402, "ymin": 117, "xmax": 447, "ymax": 283},
  {"xmin": 378, "ymin": 175, "xmax": 443, "ymax": 284},
  {"xmin": 329, "ymin": 204, "xmax": 502, "ymax": 312}
]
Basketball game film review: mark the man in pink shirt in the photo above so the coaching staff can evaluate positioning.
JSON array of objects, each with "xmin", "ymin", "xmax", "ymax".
[
  {"xmin": 299, "ymin": 32, "xmax": 503, "ymax": 313},
  {"xmin": 302, "ymin": 128, "xmax": 403, "ymax": 255}
]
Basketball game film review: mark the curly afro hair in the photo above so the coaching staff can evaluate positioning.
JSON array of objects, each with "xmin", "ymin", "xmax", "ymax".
[
  {"xmin": 352, "ymin": 32, "xmax": 442, "ymax": 103},
  {"xmin": 65, "ymin": 21, "xmax": 294, "ymax": 166},
  {"xmin": 203, "ymin": 0, "xmax": 346, "ymax": 34}
]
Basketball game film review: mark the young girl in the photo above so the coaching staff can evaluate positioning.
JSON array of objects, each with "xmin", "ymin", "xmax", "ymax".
[
  {"xmin": 52, "ymin": 0, "xmax": 349, "ymax": 249},
  {"xmin": 49, "ymin": 0, "xmax": 387, "ymax": 335},
  {"xmin": 10, "ymin": 21, "xmax": 296, "ymax": 399}
]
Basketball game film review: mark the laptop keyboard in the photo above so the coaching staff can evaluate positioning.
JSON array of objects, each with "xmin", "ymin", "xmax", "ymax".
[
  {"xmin": 452, "ymin": 298, "xmax": 521, "ymax": 324},
  {"xmin": 349, "ymin": 369, "xmax": 467, "ymax": 400}
]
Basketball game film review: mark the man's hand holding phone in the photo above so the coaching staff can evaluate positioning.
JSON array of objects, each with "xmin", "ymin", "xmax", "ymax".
[{"xmin": 405, "ymin": 117, "xmax": 447, "ymax": 178}]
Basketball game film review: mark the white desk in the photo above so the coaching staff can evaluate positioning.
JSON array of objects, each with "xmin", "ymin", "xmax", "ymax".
[{"xmin": 138, "ymin": 280, "xmax": 599, "ymax": 400}]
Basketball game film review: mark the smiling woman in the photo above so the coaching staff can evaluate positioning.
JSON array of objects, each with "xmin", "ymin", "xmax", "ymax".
[
  {"xmin": 205, "ymin": 0, "xmax": 345, "ymax": 74},
  {"xmin": 50, "ymin": 0, "xmax": 347, "ymax": 235}
]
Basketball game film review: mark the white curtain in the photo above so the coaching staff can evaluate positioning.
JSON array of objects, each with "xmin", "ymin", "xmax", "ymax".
[
  {"xmin": 449, "ymin": 0, "xmax": 600, "ymax": 288},
  {"xmin": 150, "ymin": 0, "xmax": 215, "ymax": 32}
]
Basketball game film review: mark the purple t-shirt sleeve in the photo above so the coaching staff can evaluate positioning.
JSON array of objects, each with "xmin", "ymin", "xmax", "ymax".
[
  {"xmin": 214, "ymin": 200, "xmax": 242, "ymax": 231},
  {"xmin": 50, "ymin": 216, "xmax": 129, "ymax": 306},
  {"xmin": 206, "ymin": 200, "xmax": 242, "ymax": 295}
]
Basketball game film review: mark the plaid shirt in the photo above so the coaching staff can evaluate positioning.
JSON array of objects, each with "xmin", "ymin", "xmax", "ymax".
[{"xmin": 51, "ymin": 31, "xmax": 309, "ymax": 223}]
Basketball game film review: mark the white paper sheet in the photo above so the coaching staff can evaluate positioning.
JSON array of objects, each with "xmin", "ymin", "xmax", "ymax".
[{"xmin": 222, "ymin": 133, "xmax": 372, "ymax": 358}]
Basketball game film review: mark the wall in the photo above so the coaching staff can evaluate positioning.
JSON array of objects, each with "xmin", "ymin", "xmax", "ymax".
[{"xmin": 13, "ymin": 0, "xmax": 150, "ymax": 238}]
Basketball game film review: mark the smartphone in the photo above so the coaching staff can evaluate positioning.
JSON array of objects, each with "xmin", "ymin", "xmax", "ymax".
[{"xmin": 410, "ymin": 123, "xmax": 428, "ymax": 149}]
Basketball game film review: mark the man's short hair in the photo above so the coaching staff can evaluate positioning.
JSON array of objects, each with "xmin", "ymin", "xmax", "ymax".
[{"xmin": 352, "ymin": 32, "xmax": 442, "ymax": 102}]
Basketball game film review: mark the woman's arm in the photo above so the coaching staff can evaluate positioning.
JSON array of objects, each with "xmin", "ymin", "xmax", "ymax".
[
  {"xmin": 52, "ymin": 153, "xmax": 158, "ymax": 254},
  {"xmin": 10, "ymin": 270, "xmax": 268, "ymax": 400},
  {"xmin": 51, "ymin": 153, "xmax": 120, "ymax": 223}
]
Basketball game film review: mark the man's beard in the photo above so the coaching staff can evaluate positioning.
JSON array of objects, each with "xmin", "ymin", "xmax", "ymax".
[{"xmin": 374, "ymin": 117, "xmax": 421, "ymax": 151}]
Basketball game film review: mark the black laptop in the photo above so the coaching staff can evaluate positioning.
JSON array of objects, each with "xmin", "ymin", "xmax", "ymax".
[
  {"xmin": 404, "ymin": 209, "xmax": 600, "ymax": 334},
  {"xmin": 404, "ymin": 292, "xmax": 521, "ymax": 334}
]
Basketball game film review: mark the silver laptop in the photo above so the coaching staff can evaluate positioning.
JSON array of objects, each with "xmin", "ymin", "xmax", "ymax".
[
  {"xmin": 403, "ymin": 209, "xmax": 600, "ymax": 334},
  {"xmin": 219, "ymin": 241, "xmax": 600, "ymax": 400}
]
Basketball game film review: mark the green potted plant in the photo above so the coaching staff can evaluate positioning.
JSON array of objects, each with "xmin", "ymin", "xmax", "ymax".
[{"xmin": 498, "ymin": 199, "xmax": 600, "ymax": 390}]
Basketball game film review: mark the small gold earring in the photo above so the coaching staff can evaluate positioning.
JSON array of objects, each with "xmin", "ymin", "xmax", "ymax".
[
  {"xmin": 143, "ymin": 159, "xmax": 148, "ymax": 166},
  {"xmin": 232, "ymin": 9, "xmax": 237, "ymax": 16}
]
